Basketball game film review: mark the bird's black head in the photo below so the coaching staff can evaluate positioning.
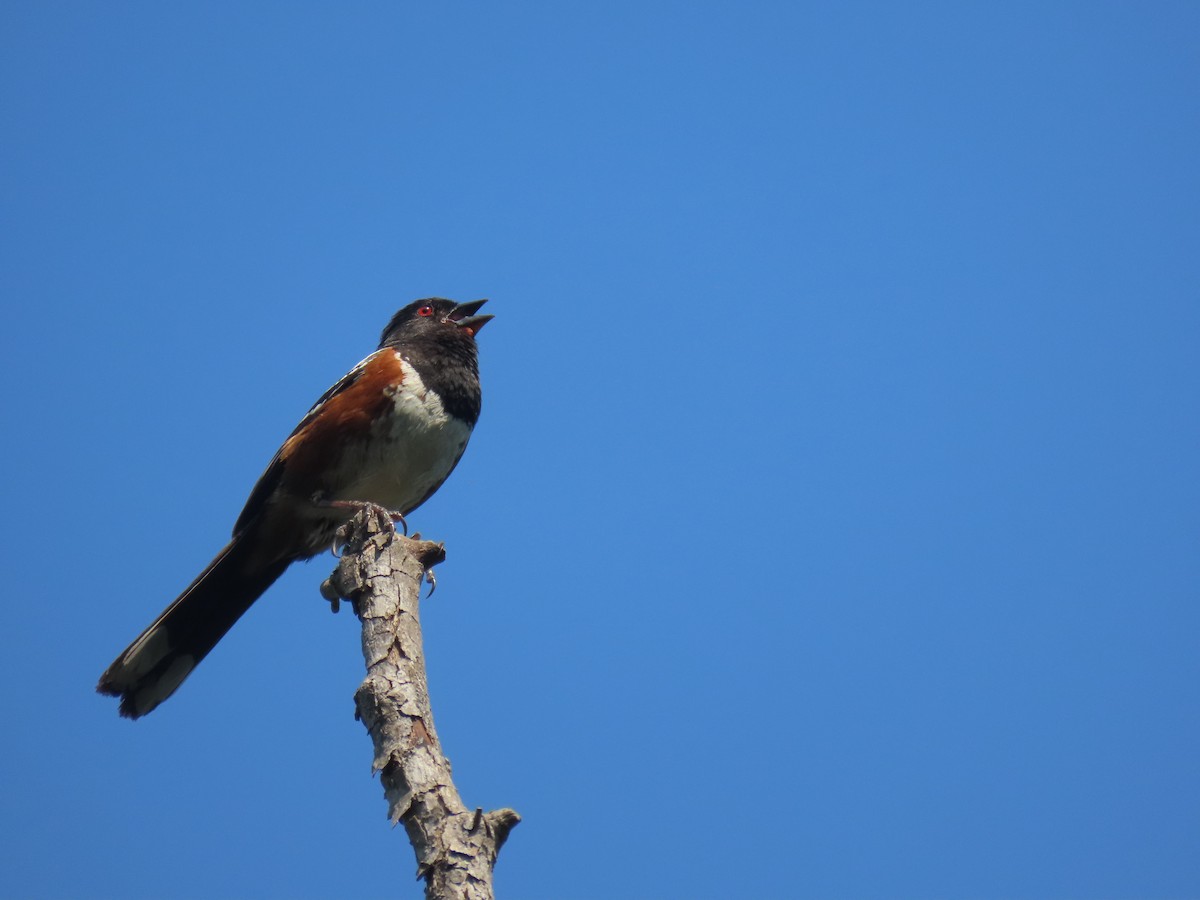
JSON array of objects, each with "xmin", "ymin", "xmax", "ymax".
[
  {"xmin": 379, "ymin": 298, "xmax": 493, "ymax": 350},
  {"xmin": 377, "ymin": 298, "xmax": 492, "ymax": 425}
]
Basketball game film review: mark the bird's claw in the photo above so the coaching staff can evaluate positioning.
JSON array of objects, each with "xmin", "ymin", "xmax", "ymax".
[{"xmin": 320, "ymin": 497, "xmax": 408, "ymax": 541}]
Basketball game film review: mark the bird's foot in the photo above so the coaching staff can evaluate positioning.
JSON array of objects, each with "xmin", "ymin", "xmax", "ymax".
[{"xmin": 320, "ymin": 497, "xmax": 408, "ymax": 534}]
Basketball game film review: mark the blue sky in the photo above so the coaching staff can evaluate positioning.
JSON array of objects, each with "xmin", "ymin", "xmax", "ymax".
[{"xmin": 2, "ymin": 3, "xmax": 1198, "ymax": 898}]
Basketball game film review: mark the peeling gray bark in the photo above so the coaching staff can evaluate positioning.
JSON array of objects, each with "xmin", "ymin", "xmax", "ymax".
[{"xmin": 323, "ymin": 511, "xmax": 519, "ymax": 900}]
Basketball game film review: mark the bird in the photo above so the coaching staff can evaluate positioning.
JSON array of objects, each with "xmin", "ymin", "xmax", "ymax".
[{"xmin": 97, "ymin": 297, "xmax": 493, "ymax": 719}]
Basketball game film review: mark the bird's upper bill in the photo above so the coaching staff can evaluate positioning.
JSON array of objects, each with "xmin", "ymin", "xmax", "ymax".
[{"xmin": 446, "ymin": 299, "xmax": 493, "ymax": 336}]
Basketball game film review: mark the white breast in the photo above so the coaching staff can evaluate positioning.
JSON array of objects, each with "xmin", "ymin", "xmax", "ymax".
[{"xmin": 330, "ymin": 355, "xmax": 473, "ymax": 514}]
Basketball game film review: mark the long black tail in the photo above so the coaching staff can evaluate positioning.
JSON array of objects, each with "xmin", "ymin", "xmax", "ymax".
[{"xmin": 97, "ymin": 535, "xmax": 291, "ymax": 718}]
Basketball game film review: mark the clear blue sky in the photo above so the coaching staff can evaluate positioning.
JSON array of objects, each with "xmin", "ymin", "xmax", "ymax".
[{"xmin": 2, "ymin": 3, "xmax": 1197, "ymax": 898}]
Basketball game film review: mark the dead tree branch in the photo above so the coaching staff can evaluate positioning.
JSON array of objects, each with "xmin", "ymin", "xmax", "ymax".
[{"xmin": 322, "ymin": 511, "xmax": 519, "ymax": 900}]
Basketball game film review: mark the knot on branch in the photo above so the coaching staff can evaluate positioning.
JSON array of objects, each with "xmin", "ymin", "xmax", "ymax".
[
  {"xmin": 473, "ymin": 808, "xmax": 522, "ymax": 853},
  {"xmin": 415, "ymin": 808, "xmax": 523, "ymax": 892}
]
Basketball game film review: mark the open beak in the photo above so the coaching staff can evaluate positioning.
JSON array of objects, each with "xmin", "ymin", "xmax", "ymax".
[{"xmin": 446, "ymin": 298, "xmax": 493, "ymax": 336}]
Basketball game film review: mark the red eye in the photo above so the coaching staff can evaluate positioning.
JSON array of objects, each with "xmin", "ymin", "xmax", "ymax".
[{"xmin": 417, "ymin": 305, "xmax": 434, "ymax": 317}]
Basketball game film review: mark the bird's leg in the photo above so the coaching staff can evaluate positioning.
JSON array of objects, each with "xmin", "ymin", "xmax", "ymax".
[{"xmin": 319, "ymin": 497, "xmax": 409, "ymax": 535}]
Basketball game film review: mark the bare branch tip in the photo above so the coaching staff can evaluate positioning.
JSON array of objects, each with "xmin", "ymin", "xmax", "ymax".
[
  {"xmin": 319, "ymin": 578, "xmax": 341, "ymax": 613},
  {"xmin": 487, "ymin": 808, "xmax": 522, "ymax": 850}
]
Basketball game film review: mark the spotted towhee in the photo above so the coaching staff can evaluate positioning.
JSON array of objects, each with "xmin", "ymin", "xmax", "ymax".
[{"xmin": 98, "ymin": 298, "xmax": 493, "ymax": 718}]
